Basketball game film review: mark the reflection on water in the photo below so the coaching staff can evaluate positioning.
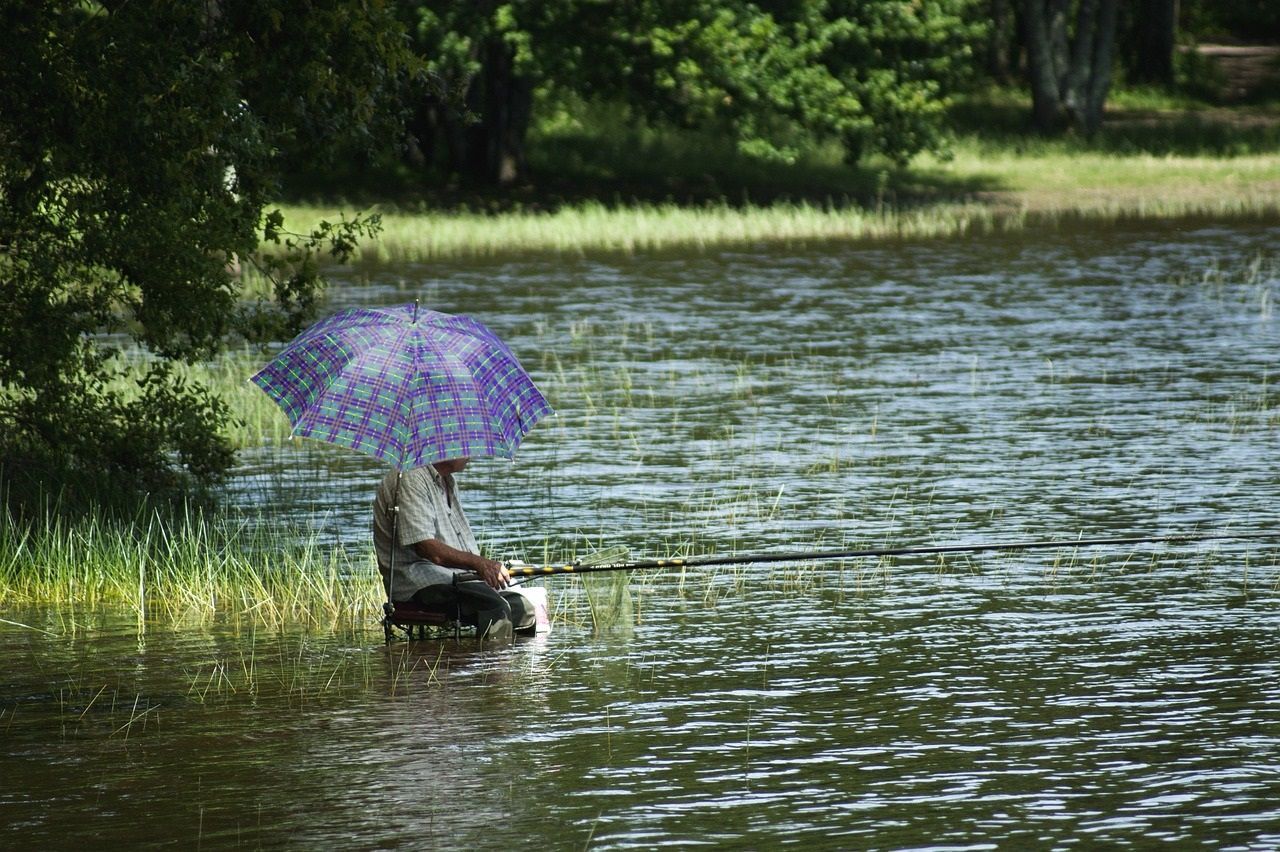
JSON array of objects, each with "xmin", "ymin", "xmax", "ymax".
[{"xmin": 3, "ymin": 221, "xmax": 1279, "ymax": 848}]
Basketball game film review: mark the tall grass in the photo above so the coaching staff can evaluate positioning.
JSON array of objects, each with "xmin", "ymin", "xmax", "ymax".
[
  {"xmin": 101, "ymin": 347, "xmax": 294, "ymax": 448},
  {"xmin": 278, "ymin": 158, "xmax": 1278, "ymax": 262},
  {"xmin": 0, "ymin": 504, "xmax": 381, "ymax": 628}
]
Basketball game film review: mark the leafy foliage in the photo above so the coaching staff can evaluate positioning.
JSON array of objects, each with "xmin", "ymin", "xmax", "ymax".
[
  {"xmin": 397, "ymin": 0, "xmax": 984, "ymax": 182},
  {"xmin": 0, "ymin": 1, "xmax": 416, "ymax": 508}
]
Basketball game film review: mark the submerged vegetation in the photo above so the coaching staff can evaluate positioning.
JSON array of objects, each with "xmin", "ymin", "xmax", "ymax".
[{"xmin": 4, "ymin": 501, "xmax": 1275, "ymax": 637}]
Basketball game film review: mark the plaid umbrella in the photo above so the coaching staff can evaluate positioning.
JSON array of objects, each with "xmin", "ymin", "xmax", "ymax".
[{"xmin": 250, "ymin": 304, "xmax": 552, "ymax": 469}]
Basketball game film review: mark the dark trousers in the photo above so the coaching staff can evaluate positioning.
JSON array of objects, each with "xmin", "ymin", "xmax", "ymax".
[{"xmin": 413, "ymin": 580, "xmax": 535, "ymax": 634}]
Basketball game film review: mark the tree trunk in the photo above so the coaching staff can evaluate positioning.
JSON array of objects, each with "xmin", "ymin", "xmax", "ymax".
[
  {"xmin": 1130, "ymin": 0, "xmax": 1177, "ymax": 85},
  {"xmin": 462, "ymin": 37, "xmax": 532, "ymax": 186},
  {"xmin": 1021, "ymin": 0, "xmax": 1118, "ymax": 135},
  {"xmin": 1023, "ymin": 0, "xmax": 1069, "ymax": 131},
  {"xmin": 403, "ymin": 38, "xmax": 532, "ymax": 186},
  {"xmin": 985, "ymin": 0, "xmax": 1020, "ymax": 82}
]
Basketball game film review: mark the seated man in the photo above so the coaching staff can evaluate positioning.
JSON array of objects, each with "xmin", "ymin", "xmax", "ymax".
[{"xmin": 373, "ymin": 457, "xmax": 533, "ymax": 641}]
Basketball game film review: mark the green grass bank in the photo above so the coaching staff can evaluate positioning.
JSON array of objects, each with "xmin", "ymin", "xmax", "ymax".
[{"xmin": 278, "ymin": 91, "xmax": 1280, "ymax": 261}]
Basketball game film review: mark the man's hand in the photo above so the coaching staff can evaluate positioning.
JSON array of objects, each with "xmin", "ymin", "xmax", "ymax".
[
  {"xmin": 473, "ymin": 557, "xmax": 510, "ymax": 590},
  {"xmin": 413, "ymin": 539, "xmax": 510, "ymax": 589}
]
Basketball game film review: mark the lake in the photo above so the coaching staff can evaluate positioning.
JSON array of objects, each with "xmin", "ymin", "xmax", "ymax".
[{"xmin": 3, "ymin": 219, "xmax": 1278, "ymax": 848}]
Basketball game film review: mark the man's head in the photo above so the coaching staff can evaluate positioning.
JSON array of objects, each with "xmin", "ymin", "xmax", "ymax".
[{"xmin": 433, "ymin": 457, "xmax": 470, "ymax": 477}]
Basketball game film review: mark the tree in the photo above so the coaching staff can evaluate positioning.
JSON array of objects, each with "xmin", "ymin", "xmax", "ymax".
[
  {"xmin": 1126, "ymin": 0, "xmax": 1177, "ymax": 86},
  {"xmin": 1022, "ymin": 0, "xmax": 1119, "ymax": 134},
  {"xmin": 398, "ymin": 1, "xmax": 984, "ymax": 185},
  {"xmin": 982, "ymin": 0, "xmax": 1023, "ymax": 83},
  {"xmin": 819, "ymin": 0, "xmax": 985, "ymax": 164},
  {"xmin": 0, "ymin": 1, "xmax": 416, "ymax": 507},
  {"xmin": 397, "ymin": 2, "xmax": 531, "ymax": 184},
  {"xmin": 1180, "ymin": 0, "xmax": 1280, "ymax": 42}
]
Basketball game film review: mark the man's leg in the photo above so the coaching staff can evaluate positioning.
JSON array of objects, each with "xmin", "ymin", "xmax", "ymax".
[
  {"xmin": 500, "ymin": 590, "xmax": 536, "ymax": 633},
  {"xmin": 457, "ymin": 581, "xmax": 515, "ymax": 639},
  {"xmin": 414, "ymin": 580, "xmax": 513, "ymax": 639}
]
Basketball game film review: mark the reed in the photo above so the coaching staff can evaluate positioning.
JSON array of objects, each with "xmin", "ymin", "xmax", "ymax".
[
  {"xmin": 274, "ymin": 187, "xmax": 1280, "ymax": 264},
  {"xmin": 182, "ymin": 635, "xmax": 450, "ymax": 703},
  {"xmin": 274, "ymin": 201, "xmax": 1000, "ymax": 263},
  {"xmin": 267, "ymin": 193, "xmax": 1239, "ymax": 266},
  {"xmin": 0, "ymin": 504, "xmax": 382, "ymax": 628}
]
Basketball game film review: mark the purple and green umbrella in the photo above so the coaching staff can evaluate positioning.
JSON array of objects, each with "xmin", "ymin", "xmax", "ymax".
[{"xmin": 250, "ymin": 304, "xmax": 552, "ymax": 469}]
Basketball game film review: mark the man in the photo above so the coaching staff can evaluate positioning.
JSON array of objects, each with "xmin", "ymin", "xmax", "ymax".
[{"xmin": 373, "ymin": 457, "xmax": 534, "ymax": 641}]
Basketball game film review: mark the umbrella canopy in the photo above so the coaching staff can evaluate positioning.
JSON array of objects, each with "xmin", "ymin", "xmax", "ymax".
[{"xmin": 250, "ymin": 304, "xmax": 552, "ymax": 469}]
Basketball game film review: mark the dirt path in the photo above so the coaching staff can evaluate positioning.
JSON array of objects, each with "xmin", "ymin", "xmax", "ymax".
[
  {"xmin": 1190, "ymin": 44, "xmax": 1280, "ymax": 102},
  {"xmin": 1105, "ymin": 44, "xmax": 1280, "ymax": 131}
]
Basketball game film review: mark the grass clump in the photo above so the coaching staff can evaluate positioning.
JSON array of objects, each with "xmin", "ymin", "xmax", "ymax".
[
  {"xmin": 321, "ymin": 201, "xmax": 1023, "ymax": 262},
  {"xmin": 0, "ymin": 504, "xmax": 381, "ymax": 629}
]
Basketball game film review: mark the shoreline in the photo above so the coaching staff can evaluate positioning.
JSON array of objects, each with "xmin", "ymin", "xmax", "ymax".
[{"xmin": 281, "ymin": 159, "xmax": 1280, "ymax": 262}]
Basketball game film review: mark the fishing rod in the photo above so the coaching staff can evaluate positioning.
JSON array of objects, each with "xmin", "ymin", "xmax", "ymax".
[{"xmin": 505, "ymin": 531, "xmax": 1276, "ymax": 579}]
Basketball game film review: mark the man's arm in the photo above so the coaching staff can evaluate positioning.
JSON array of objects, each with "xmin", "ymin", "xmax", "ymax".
[{"xmin": 412, "ymin": 539, "xmax": 509, "ymax": 590}]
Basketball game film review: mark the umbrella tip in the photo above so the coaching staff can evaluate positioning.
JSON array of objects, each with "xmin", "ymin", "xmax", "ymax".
[{"xmin": 412, "ymin": 299, "xmax": 419, "ymax": 324}]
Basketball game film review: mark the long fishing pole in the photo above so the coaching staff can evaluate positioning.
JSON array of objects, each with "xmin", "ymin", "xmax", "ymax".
[{"xmin": 506, "ymin": 531, "xmax": 1275, "ymax": 579}]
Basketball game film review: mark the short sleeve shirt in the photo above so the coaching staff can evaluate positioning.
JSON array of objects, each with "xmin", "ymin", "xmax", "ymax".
[{"xmin": 372, "ymin": 465, "xmax": 480, "ymax": 601}]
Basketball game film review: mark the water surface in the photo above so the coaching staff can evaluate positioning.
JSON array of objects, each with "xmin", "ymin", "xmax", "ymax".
[{"xmin": 3, "ymin": 219, "xmax": 1279, "ymax": 848}]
